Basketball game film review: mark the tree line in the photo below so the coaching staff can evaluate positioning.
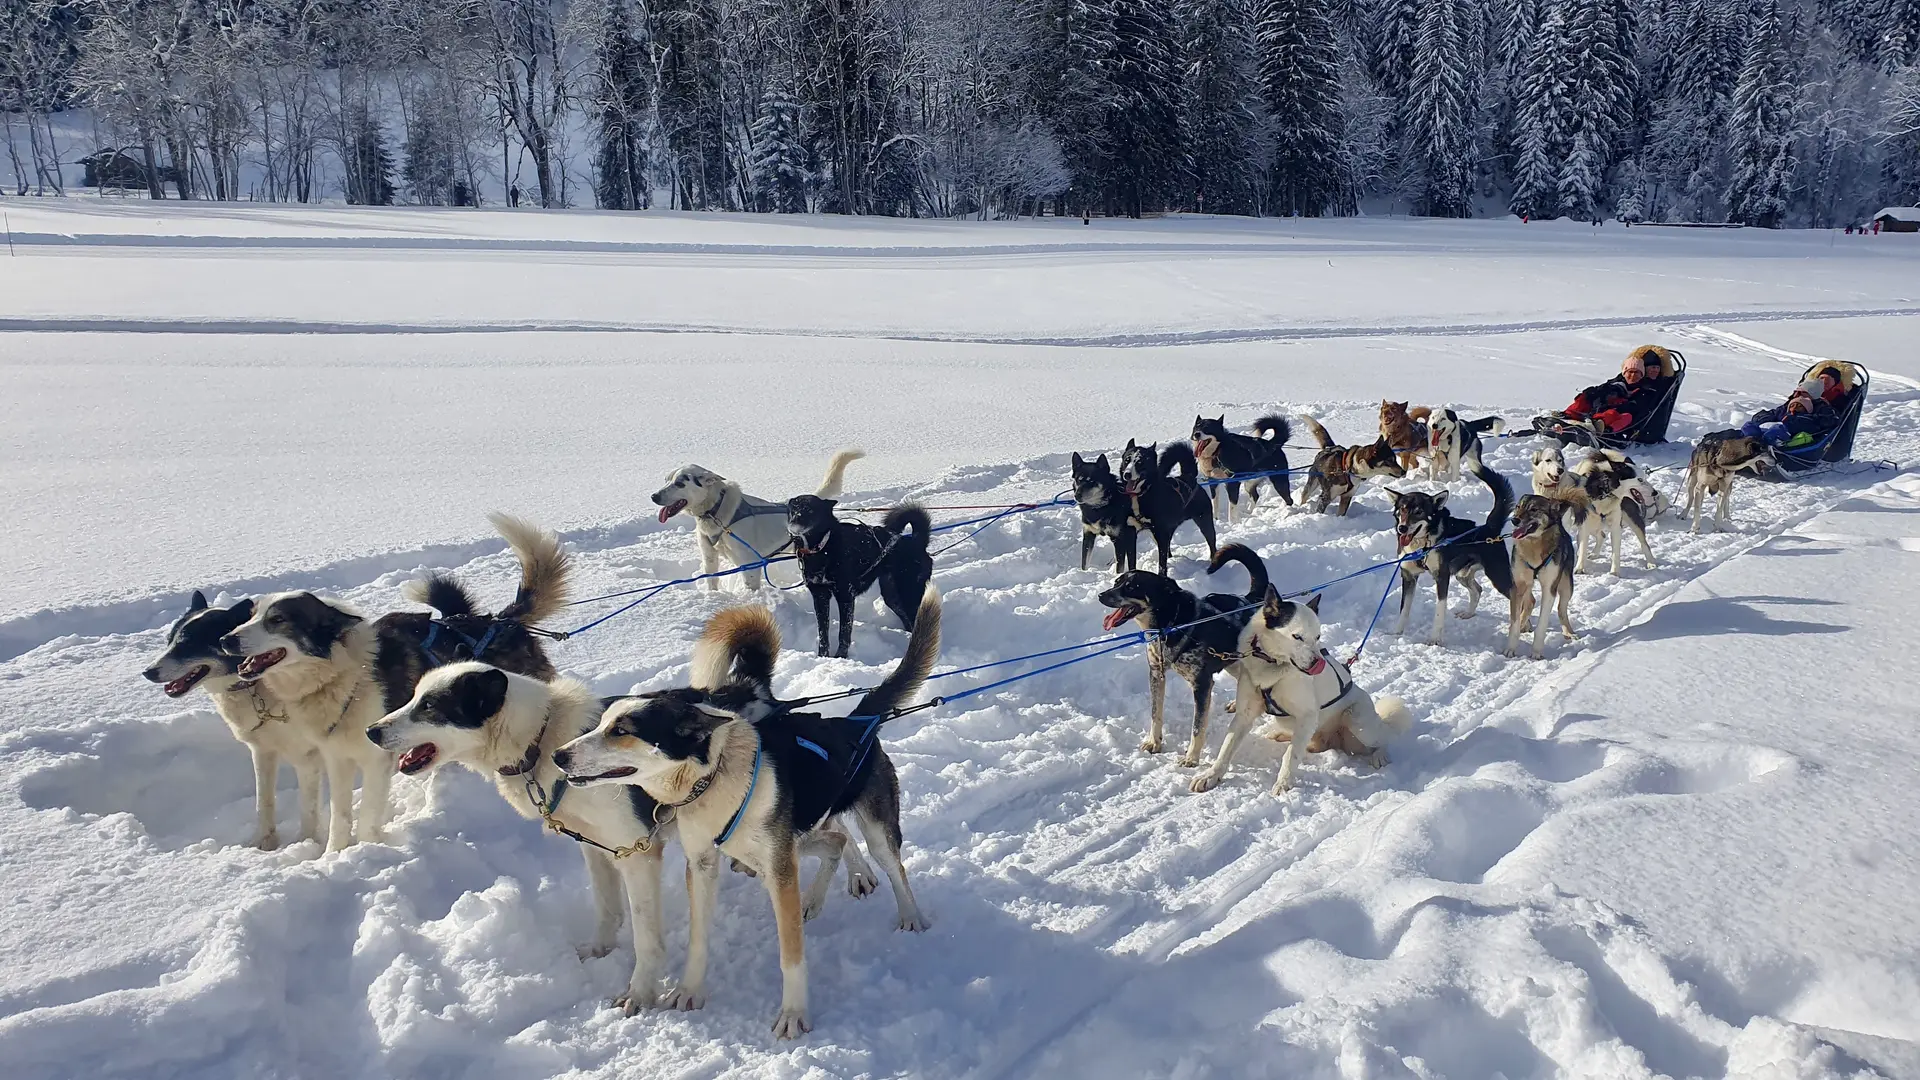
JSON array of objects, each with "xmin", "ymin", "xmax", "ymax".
[{"xmin": 3, "ymin": 0, "xmax": 1918, "ymax": 225}]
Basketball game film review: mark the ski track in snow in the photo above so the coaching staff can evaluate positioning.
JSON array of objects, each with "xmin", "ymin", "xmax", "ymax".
[
  {"xmin": 2, "ymin": 310, "xmax": 1916, "ymax": 1078},
  {"xmin": 6, "ymin": 305, "xmax": 1920, "ymax": 347}
]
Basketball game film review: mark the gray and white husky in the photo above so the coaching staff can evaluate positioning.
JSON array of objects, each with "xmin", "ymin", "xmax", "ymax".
[
  {"xmin": 651, "ymin": 449, "xmax": 864, "ymax": 590},
  {"xmin": 1190, "ymin": 589, "xmax": 1411, "ymax": 796}
]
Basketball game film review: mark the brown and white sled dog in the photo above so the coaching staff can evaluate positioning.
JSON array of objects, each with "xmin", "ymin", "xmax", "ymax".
[
  {"xmin": 1506, "ymin": 495, "xmax": 1577, "ymax": 659},
  {"xmin": 557, "ymin": 589, "xmax": 941, "ymax": 1038},
  {"xmin": 1190, "ymin": 590, "xmax": 1412, "ymax": 795},
  {"xmin": 221, "ymin": 514, "xmax": 570, "ymax": 851},
  {"xmin": 1379, "ymin": 401, "xmax": 1432, "ymax": 473},
  {"xmin": 1570, "ymin": 449, "xmax": 1663, "ymax": 574},
  {"xmin": 651, "ymin": 449, "xmax": 865, "ymax": 590},
  {"xmin": 1426, "ymin": 409, "xmax": 1506, "ymax": 482},
  {"xmin": 144, "ymin": 592, "xmax": 322, "ymax": 850},
  {"xmin": 365, "ymin": 665, "xmax": 687, "ymax": 1013},
  {"xmin": 1297, "ymin": 415, "xmax": 1404, "ymax": 515},
  {"xmin": 1686, "ymin": 433, "xmax": 1774, "ymax": 534}
]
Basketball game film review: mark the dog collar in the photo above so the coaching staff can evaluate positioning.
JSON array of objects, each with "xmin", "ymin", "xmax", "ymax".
[{"xmin": 498, "ymin": 723, "xmax": 547, "ymax": 777}]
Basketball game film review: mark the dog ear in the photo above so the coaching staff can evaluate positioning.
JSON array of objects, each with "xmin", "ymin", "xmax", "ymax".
[
  {"xmin": 1072, "ymin": 451, "xmax": 1084, "ymax": 466},
  {"xmin": 1262, "ymin": 584, "xmax": 1285, "ymax": 616},
  {"xmin": 691, "ymin": 701, "xmax": 737, "ymax": 721},
  {"xmin": 190, "ymin": 590, "xmax": 209, "ymax": 612},
  {"xmin": 1305, "ymin": 593, "xmax": 1321, "ymax": 614},
  {"xmin": 454, "ymin": 667, "xmax": 510, "ymax": 726},
  {"xmin": 1125, "ymin": 438, "xmax": 1136, "ymax": 451},
  {"xmin": 232, "ymin": 598, "xmax": 254, "ymax": 621},
  {"xmin": 1096, "ymin": 453, "xmax": 1108, "ymax": 468},
  {"xmin": 1433, "ymin": 492, "xmax": 1449, "ymax": 508}
]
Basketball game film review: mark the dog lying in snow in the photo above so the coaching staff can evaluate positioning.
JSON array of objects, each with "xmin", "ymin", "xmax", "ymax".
[
  {"xmin": 216, "ymin": 514, "xmax": 568, "ymax": 851},
  {"xmin": 1190, "ymin": 590, "xmax": 1411, "ymax": 795},
  {"xmin": 557, "ymin": 591, "xmax": 941, "ymax": 1038},
  {"xmin": 651, "ymin": 450, "xmax": 864, "ymax": 590}
]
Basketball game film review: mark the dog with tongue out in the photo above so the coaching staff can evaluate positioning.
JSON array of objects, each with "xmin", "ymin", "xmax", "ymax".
[{"xmin": 365, "ymin": 661, "xmax": 695, "ymax": 1015}]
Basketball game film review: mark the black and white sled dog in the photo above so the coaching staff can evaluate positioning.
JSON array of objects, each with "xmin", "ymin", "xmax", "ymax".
[
  {"xmin": 1569, "ymin": 448, "xmax": 1665, "ymax": 574},
  {"xmin": 1119, "ymin": 440, "xmax": 1218, "ymax": 574},
  {"xmin": 365, "ymin": 664, "xmax": 691, "ymax": 1014},
  {"xmin": 652, "ymin": 449, "xmax": 865, "ymax": 590},
  {"xmin": 219, "ymin": 514, "xmax": 570, "ymax": 851},
  {"xmin": 144, "ymin": 593, "xmax": 321, "ymax": 851},
  {"xmin": 785, "ymin": 496, "xmax": 934, "ymax": 658},
  {"xmin": 557, "ymin": 590, "xmax": 942, "ymax": 1039},
  {"xmin": 1506, "ymin": 494, "xmax": 1578, "ymax": 659},
  {"xmin": 1071, "ymin": 451, "xmax": 1137, "ymax": 573},
  {"xmin": 1426, "ymin": 409, "xmax": 1506, "ymax": 482},
  {"xmin": 1096, "ymin": 544, "xmax": 1269, "ymax": 767},
  {"xmin": 1190, "ymin": 590, "xmax": 1412, "ymax": 795},
  {"xmin": 1389, "ymin": 448, "xmax": 1515, "ymax": 646},
  {"xmin": 1685, "ymin": 432, "xmax": 1774, "ymax": 534},
  {"xmin": 1297, "ymin": 415, "xmax": 1405, "ymax": 516},
  {"xmin": 1191, "ymin": 414, "xmax": 1293, "ymax": 522}
]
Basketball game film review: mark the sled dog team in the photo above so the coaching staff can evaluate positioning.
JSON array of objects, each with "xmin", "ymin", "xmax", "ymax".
[{"xmin": 141, "ymin": 361, "xmax": 1754, "ymax": 1037}]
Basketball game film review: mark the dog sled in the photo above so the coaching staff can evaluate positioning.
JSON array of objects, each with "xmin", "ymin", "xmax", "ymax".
[
  {"xmin": 1760, "ymin": 361, "xmax": 1869, "ymax": 479},
  {"xmin": 1533, "ymin": 349, "xmax": 1688, "ymax": 450}
]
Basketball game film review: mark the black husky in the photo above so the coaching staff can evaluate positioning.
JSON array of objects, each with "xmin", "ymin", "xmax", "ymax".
[
  {"xmin": 1071, "ymin": 451, "xmax": 1137, "ymax": 573},
  {"xmin": 1096, "ymin": 544, "xmax": 1269, "ymax": 767},
  {"xmin": 1191, "ymin": 414, "xmax": 1294, "ymax": 519},
  {"xmin": 1388, "ymin": 448, "xmax": 1515, "ymax": 646},
  {"xmin": 786, "ymin": 495, "xmax": 935, "ymax": 657},
  {"xmin": 1119, "ymin": 440, "xmax": 1218, "ymax": 574}
]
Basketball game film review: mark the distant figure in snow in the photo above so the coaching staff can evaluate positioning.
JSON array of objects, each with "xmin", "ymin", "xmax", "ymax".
[{"xmin": 509, "ymin": 184, "xmax": 521, "ymax": 208}]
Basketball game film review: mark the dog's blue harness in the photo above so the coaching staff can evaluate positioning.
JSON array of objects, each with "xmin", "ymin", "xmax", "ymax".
[
  {"xmin": 419, "ymin": 619, "xmax": 502, "ymax": 665},
  {"xmin": 715, "ymin": 745, "xmax": 763, "ymax": 846}
]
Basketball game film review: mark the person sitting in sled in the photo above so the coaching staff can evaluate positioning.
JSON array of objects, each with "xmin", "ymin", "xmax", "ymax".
[
  {"xmin": 1740, "ymin": 381, "xmax": 1839, "ymax": 449},
  {"xmin": 1536, "ymin": 346, "xmax": 1677, "ymax": 436}
]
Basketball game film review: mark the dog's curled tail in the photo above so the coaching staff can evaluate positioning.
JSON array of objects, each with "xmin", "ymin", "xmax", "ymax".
[
  {"xmin": 1467, "ymin": 448, "xmax": 1514, "ymax": 534},
  {"xmin": 1159, "ymin": 440, "xmax": 1200, "ymax": 484},
  {"xmin": 1296, "ymin": 415, "xmax": 1335, "ymax": 449},
  {"xmin": 1471, "ymin": 415, "xmax": 1507, "ymax": 436},
  {"xmin": 852, "ymin": 586, "xmax": 942, "ymax": 725},
  {"xmin": 1407, "ymin": 405, "xmax": 1433, "ymax": 423},
  {"xmin": 692, "ymin": 605, "xmax": 780, "ymax": 691},
  {"xmin": 1206, "ymin": 543, "xmax": 1270, "ymax": 602},
  {"xmin": 816, "ymin": 448, "xmax": 867, "ymax": 499},
  {"xmin": 403, "ymin": 575, "xmax": 479, "ymax": 618},
  {"xmin": 882, "ymin": 503, "xmax": 933, "ymax": 541},
  {"xmin": 489, "ymin": 513, "xmax": 572, "ymax": 625},
  {"xmin": 1376, "ymin": 696, "xmax": 1413, "ymax": 736},
  {"xmin": 1253, "ymin": 415, "xmax": 1291, "ymax": 444}
]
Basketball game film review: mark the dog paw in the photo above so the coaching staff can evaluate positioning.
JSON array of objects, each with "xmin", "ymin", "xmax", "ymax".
[
  {"xmin": 1177, "ymin": 753, "xmax": 1202, "ymax": 768},
  {"xmin": 252, "ymin": 830, "xmax": 280, "ymax": 852},
  {"xmin": 847, "ymin": 868, "xmax": 879, "ymax": 898},
  {"xmin": 897, "ymin": 912, "xmax": 932, "ymax": 933},
  {"xmin": 662, "ymin": 985, "xmax": 706, "ymax": 1011},
  {"xmin": 1453, "ymin": 609, "xmax": 1476, "ymax": 619},
  {"xmin": 802, "ymin": 896, "xmax": 826, "ymax": 921},
  {"xmin": 1270, "ymin": 776, "xmax": 1297, "ymax": 796},
  {"xmin": 1223, "ymin": 698, "xmax": 1237, "ymax": 713},
  {"xmin": 1188, "ymin": 774, "xmax": 1222, "ymax": 794},
  {"xmin": 1140, "ymin": 736, "xmax": 1164, "ymax": 754},
  {"xmin": 576, "ymin": 942, "xmax": 614, "ymax": 961},
  {"xmin": 772, "ymin": 1008, "xmax": 812, "ymax": 1040},
  {"xmin": 1367, "ymin": 749, "xmax": 1389, "ymax": 768},
  {"xmin": 730, "ymin": 858, "xmax": 758, "ymax": 877},
  {"xmin": 613, "ymin": 987, "xmax": 658, "ymax": 1015}
]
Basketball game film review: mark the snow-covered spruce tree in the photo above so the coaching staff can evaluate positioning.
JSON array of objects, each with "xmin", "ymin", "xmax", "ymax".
[
  {"xmin": 1557, "ymin": 0, "xmax": 1635, "ymax": 219},
  {"xmin": 1726, "ymin": 0, "xmax": 1798, "ymax": 226},
  {"xmin": 1103, "ymin": 0, "xmax": 1185, "ymax": 215},
  {"xmin": 1179, "ymin": 0, "xmax": 1264, "ymax": 215},
  {"xmin": 1508, "ymin": 0, "xmax": 1572, "ymax": 218},
  {"xmin": 1256, "ymin": 0, "xmax": 1345, "ymax": 215},
  {"xmin": 750, "ymin": 86, "xmax": 813, "ymax": 213},
  {"xmin": 1403, "ymin": 0, "xmax": 1480, "ymax": 216},
  {"xmin": 1645, "ymin": 0, "xmax": 1745, "ymax": 220},
  {"xmin": 592, "ymin": 0, "xmax": 651, "ymax": 211},
  {"xmin": 345, "ymin": 111, "xmax": 395, "ymax": 206}
]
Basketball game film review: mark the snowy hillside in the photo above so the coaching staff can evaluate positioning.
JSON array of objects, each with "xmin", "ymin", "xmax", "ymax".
[{"xmin": 1, "ymin": 208, "xmax": 1917, "ymax": 1079}]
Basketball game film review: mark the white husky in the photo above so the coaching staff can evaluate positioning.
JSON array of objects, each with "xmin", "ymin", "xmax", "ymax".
[
  {"xmin": 1190, "ymin": 589, "xmax": 1411, "ymax": 795},
  {"xmin": 651, "ymin": 449, "xmax": 865, "ymax": 590}
]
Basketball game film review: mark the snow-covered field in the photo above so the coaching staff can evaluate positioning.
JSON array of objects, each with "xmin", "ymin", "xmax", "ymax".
[{"xmin": 1, "ymin": 205, "xmax": 1917, "ymax": 1078}]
